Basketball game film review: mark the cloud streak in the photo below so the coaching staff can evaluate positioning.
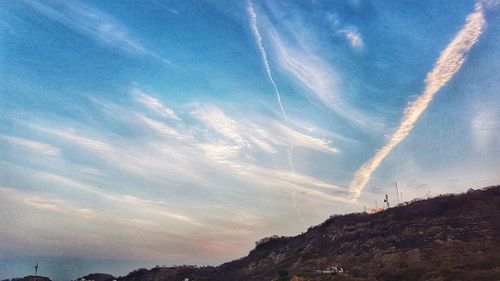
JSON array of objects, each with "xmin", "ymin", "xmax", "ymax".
[
  {"xmin": 24, "ymin": 0, "xmax": 173, "ymax": 65},
  {"xmin": 134, "ymin": 89, "xmax": 180, "ymax": 120},
  {"xmin": 247, "ymin": 1, "xmax": 288, "ymax": 119},
  {"xmin": 265, "ymin": 20, "xmax": 377, "ymax": 129},
  {"xmin": 348, "ymin": 4, "xmax": 486, "ymax": 199},
  {"xmin": 27, "ymin": 94, "xmax": 341, "ymax": 206},
  {"xmin": 0, "ymin": 135, "xmax": 60, "ymax": 156},
  {"xmin": 191, "ymin": 104, "xmax": 339, "ymax": 156}
]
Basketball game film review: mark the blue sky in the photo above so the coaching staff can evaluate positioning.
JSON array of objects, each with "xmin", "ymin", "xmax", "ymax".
[{"xmin": 1, "ymin": 0, "xmax": 499, "ymax": 279}]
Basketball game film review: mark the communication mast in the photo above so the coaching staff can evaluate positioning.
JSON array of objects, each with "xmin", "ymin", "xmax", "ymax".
[
  {"xmin": 34, "ymin": 263, "xmax": 38, "ymax": 281},
  {"xmin": 384, "ymin": 194, "xmax": 390, "ymax": 208}
]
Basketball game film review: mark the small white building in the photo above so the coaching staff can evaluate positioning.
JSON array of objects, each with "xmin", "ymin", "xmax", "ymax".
[{"xmin": 316, "ymin": 265, "xmax": 344, "ymax": 274}]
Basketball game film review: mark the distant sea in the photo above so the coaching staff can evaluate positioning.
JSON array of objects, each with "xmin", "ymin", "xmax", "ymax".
[{"xmin": 0, "ymin": 256, "xmax": 159, "ymax": 281}]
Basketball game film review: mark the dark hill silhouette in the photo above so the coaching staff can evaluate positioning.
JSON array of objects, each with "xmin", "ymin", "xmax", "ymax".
[
  {"xmin": 74, "ymin": 273, "xmax": 115, "ymax": 281},
  {"xmin": 115, "ymin": 185, "xmax": 500, "ymax": 281},
  {"xmin": 2, "ymin": 276, "xmax": 52, "ymax": 281}
]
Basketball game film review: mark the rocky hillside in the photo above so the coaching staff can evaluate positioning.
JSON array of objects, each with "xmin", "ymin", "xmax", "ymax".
[{"xmin": 120, "ymin": 186, "xmax": 500, "ymax": 280}]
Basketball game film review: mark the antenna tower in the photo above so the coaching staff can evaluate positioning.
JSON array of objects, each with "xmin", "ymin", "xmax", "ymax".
[{"xmin": 384, "ymin": 194, "xmax": 390, "ymax": 208}]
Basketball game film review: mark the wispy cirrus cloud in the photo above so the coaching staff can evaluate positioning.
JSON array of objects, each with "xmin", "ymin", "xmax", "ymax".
[
  {"xmin": 0, "ymin": 82, "xmax": 355, "ymax": 261},
  {"xmin": 30, "ymin": 89, "xmax": 344, "ymax": 200},
  {"xmin": 137, "ymin": 113, "xmax": 192, "ymax": 142},
  {"xmin": 133, "ymin": 89, "xmax": 180, "ymax": 120},
  {"xmin": 150, "ymin": 0, "xmax": 180, "ymax": 15},
  {"xmin": 20, "ymin": 168, "xmax": 204, "ymax": 226},
  {"xmin": 0, "ymin": 186, "xmax": 94, "ymax": 217},
  {"xmin": 24, "ymin": 0, "xmax": 174, "ymax": 65},
  {"xmin": 248, "ymin": 4, "xmax": 376, "ymax": 129},
  {"xmin": 0, "ymin": 186, "xmax": 219, "ymax": 260},
  {"xmin": 191, "ymin": 104, "xmax": 339, "ymax": 156},
  {"xmin": 15, "ymin": 87, "xmax": 343, "ymax": 206},
  {"xmin": 0, "ymin": 135, "xmax": 60, "ymax": 156},
  {"xmin": 348, "ymin": 4, "xmax": 486, "ymax": 199},
  {"xmin": 269, "ymin": 31, "xmax": 372, "ymax": 128},
  {"xmin": 324, "ymin": 12, "xmax": 364, "ymax": 51}
]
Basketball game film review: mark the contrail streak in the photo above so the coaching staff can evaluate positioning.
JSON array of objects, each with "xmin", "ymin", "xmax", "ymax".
[
  {"xmin": 287, "ymin": 145, "xmax": 305, "ymax": 221},
  {"xmin": 248, "ymin": 1, "xmax": 307, "ymax": 219},
  {"xmin": 248, "ymin": 1, "xmax": 288, "ymax": 120},
  {"xmin": 348, "ymin": 4, "xmax": 486, "ymax": 200}
]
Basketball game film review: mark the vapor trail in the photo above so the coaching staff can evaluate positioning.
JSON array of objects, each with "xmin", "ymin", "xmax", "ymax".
[
  {"xmin": 348, "ymin": 4, "xmax": 486, "ymax": 199},
  {"xmin": 247, "ymin": 1, "xmax": 310, "ymax": 219},
  {"xmin": 248, "ymin": 1, "xmax": 288, "ymax": 120},
  {"xmin": 287, "ymin": 145, "xmax": 305, "ymax": 221}
]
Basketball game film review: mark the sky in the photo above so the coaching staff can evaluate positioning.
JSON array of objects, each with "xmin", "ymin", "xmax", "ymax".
[{"xmin": 1, "ymin": 0, "xmax": 500, "ymax": 279}]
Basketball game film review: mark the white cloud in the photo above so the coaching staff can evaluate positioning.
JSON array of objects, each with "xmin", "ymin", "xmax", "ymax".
[
  {"xmin": 27, "ymin": 100, "xmax": 343, "ymax": 206},
  {"xmin": 40, "ymin": 127, "xmax": 203, "ymax": 184},
  {"xmin": 136, "ymin": 114, "xmax": 191, "ymax": 141},
  {"xmin": 339, "ymin": 27, "xmax": 364, "ymax": 50},
  {"xmin": 24, "ymin": 0, "xmax": 173, "ymax": 65},
  {"xmin": 1, "ymin": 96, "xmax": 356, "ymax": 261},
  {"xmin": 272, "ymin": 122, "xmax": 339, "ymax": 154},
  {"xmin": 348, "ymin": 4, "xmax": 486, "ymax": 199},
  {"xmin": 150, "ymin": 0, "xmax": 180, "ymax": 15},
  {"xmin": 191, "ymin": 105, "xmax": 247, "ymax": 146},
  {"xmin": 191, "ymin": 104, "xmax": 338, "ymax": 157},
  {"xmin": 134, "ymin": 89, "xmax": 180, "ymax": 120},
  {"xmin": 324, "ymin": 11, "xmax": 364, "ymax": 51},
  {"xmin": 0, "ymin": 135, "xmax": 60, "ymax": 156},
  {"xmin": 0, "ymin": 186, "xmax": 210, "ymax": 259},
  {"xmin": 27, "ymin": 170, "xmax": 203, "ymax": 226},
  {"xmin": 244, "ymin": 3, "xmax": 378, "ymax": 130},
  {"xmin": 0, "ymin": 186, "xmax": 92, "ymax": 218},
  {"xmin": 265, "ymin": 26, "xmax": 375, "ymax": 129}
]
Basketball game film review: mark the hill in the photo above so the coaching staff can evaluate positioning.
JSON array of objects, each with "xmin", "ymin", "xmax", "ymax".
[
  {"xmin": 2, "ymin": 276, "xmax": 52, "ymax": 281},
  {"xmin": 114, "ymin": 185, "xmax": 500, "ymax": 281},
  {"xmin": 74, "ymin": 273, "xmax": 115, "ymax": 281}
]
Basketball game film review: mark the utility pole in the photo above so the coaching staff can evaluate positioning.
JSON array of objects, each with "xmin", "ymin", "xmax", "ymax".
[
  {"xmin": 384, "ymin": 194, "xmax": 390, "ymax": 208},
  {"xmin": 395, "ymin": 182, "xmax": 400, "ymax": 204}
]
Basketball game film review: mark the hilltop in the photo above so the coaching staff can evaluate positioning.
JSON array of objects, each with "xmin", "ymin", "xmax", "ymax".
[
  {"xmin": 114, "ymin": 185, "xmax": 500, "ymax": 281},
  {"xmin": 74, "ymin": 273, "xmax": 115, "ymax": 281}
]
